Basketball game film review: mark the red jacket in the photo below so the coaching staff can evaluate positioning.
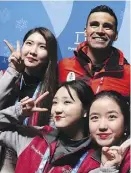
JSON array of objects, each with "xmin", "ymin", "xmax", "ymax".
[
  {"xmin": 15, "ymin": 126, "xmax": 99, "ymax": 173},
  {"xmin": 81, "ymin": 148, "xmax": 130, "ymax": 173},
  {"xmin": 59, "ymin": 41, "xmax": 130, "ymax": 96}
]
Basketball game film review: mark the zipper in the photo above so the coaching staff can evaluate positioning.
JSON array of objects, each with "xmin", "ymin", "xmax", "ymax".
[
  {"xmin": 35, "ymin": 137, "xmax": 51, "ymax": 173},
  {"xmin": 95, "ymin": 77, "xmax": 104, "ymax": 94}
]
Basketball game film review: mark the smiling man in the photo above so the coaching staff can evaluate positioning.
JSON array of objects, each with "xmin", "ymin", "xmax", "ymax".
[{"xmin": 59, "ymin": 5, "xmax": 130, "ymax": 97}]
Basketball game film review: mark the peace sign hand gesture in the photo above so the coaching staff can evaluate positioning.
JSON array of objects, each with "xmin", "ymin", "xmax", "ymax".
[
  {"xmin": 4, "ymin": 40, "xmax": 25, "ymax": 72},
  {"xmin": 101, "ymin": 147, "xmax": 122, "ymax": 167},
  {"xmin": 101, "ymin": 138, "xmax": 130, "ymax": 168},
  {"xmin": 20, "ymin": 91, "xmax": 49, "ymax": 117}
]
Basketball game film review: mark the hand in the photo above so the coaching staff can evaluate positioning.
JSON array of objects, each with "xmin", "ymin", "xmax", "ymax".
[
  {"xmin": 108, "ymin": 138, "xmax": 130, "ymax": 156},
  {"xmin": 120, "ymin": 138, "xmax": 130, "ymax": 154},
  {"xmin": 20, "ymin": 91, "xmax": 49, "ymax": 117},
  {"xmin": 101, "ymin": 147, "xmax": 122, "ymax": 167},
  {"xmin": 4, "ymin": 40, "xmax": 25, "ymax": 72}
]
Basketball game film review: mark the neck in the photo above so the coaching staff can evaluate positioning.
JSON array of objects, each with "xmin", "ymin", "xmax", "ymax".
[
  {"xmin": 25, "ymin": 67, "xmax": 45, "ymax": 79},
  {"xmin": 87, "ymin": 47, "xmax": 111, "ymax": 65},
  {"xmin": 61, "ymin": 123, "xmax": 85, "ymax": 141}
]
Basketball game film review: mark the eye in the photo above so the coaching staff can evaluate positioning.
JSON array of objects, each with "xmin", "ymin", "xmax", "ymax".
[
  {"xmin": 108, "ymin": 114, "xmax": 117, "ymax": 120},
  {"xmin": 40, "ymin": 45, "xmax": 46, "ymax": 49},
  {"xmin": 90, "ymin": 21, "xmax": 99, "ymax": 28},
  {"xmin": 52, "ymin": 100, "xmax": 57, "ymax": 105},
  {"xmin": 25, "ymin": 41, "xmax": 32, "ymax": 45},
  {"xmin": 103, "ymin": 23, "xmax": 114, "ymax": 30},
  {"xmin": 90, "ymin": 115, "xmax": 99, "ymax": 122},
  {"xmin": 64, "ymin": 100, "xmax": 72, "ymax": 105}
]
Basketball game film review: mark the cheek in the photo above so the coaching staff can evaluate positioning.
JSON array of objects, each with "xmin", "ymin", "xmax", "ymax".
[
  {"xmin": 89, "ymin": 122, "xmax": 98, "ymax": 135},
  {"xmin": 51, "ymin": 107, "xmax": 54, "ymax": 116},
  {"xmin": 38, "ymin": 50, "xmax": 48, "ymax": 61},
  {"xmin": 111, "ymin": 121, "xmax": 124, "ymax": 135},
  {"xmin": 21, "ymin": 47, "xmax": 27, "ymax": 56}
]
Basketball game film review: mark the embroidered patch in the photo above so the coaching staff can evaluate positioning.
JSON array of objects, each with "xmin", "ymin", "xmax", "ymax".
[
  {"xmin": 62, "ymin": 167, "xmax": 72, "ymax": 173},
  {"xmin": 66, "ymin": 72, "xmax": 75, "ymax": 81},
  {"xmin": 31, "ymin": 145, "xmax": 44, "ymax": 158}
]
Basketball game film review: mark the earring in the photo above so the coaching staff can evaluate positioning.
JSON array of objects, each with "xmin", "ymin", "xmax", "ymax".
[
  {"xmin": 124, "ymin": 132, "xmax": 127, "ymax": 136},
  {"xmin": 124, "ymin": 128, "xmax": 128, "ymax": 136},
  {"xmin": 83, "ymin": 113, "xmax": 87, "ymax": 118}
]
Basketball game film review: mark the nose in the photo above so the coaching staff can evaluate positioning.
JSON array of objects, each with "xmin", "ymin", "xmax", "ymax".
[
  {"xmin": 29, "ymin": 45, "xmax": 37, "ymax": 56},
  {"xmin": 99, "ymin": 118, "xmax": 108, "ymax": 131},
  {"xmin": 55, "ymin": 103, "xmax": 63, "ymax": 114},
  {"xmin": 96, "ymin": 25, "xmax": 105, "ymax": 34}
]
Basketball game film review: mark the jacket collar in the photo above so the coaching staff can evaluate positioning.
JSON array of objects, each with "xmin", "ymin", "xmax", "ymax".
[
  {"xmin": 74, "ymin": 41, "xmax": 126, "ymax": 78},
  {"xmin": 91, "ymin": 149, "xmax": 101, "ymax": 163}
]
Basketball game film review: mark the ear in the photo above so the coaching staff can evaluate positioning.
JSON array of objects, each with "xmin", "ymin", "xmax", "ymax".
[
  {"xmin": 84, "ymin": 27, "xmax": 87, "ymax": 35},
  {"xmin": 84, "ymin": 28, "xmax": 87, "ymax": 41},
  {"xmin": 114, "ymin": 31, "xmax": 118, "ymax": 41}
]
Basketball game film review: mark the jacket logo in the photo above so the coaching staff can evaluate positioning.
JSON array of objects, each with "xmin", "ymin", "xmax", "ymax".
[
  {"xmin": 62, "ymin": 167, "xmax": 72, "ymax": 173},
  {"xmin": 31, "ymin": 145, "xmax": 44, "ymax": 158},
  {"xmin": 66, "ymin": 72, "xmax": 75, "ymax": 81}
]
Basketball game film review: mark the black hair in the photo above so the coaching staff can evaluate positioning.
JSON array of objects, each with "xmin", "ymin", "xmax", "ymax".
[
  {"xmin": 89, "ymin": 91, "xmax": 130, "ymax": 138},
  {"xmin": 86, "ymin": 5, "xmax": 118, "ymax": 32},
  {"xmin": 23, "ymin": 27, "xmax": 58, "ymax": 125},
  {"xmin": 58, "ymin": 80, "xmax": 94, "ymax": 135},
  {"xmin": 59, "ymin": 80, "xmax": 94, "ymax": 110}
]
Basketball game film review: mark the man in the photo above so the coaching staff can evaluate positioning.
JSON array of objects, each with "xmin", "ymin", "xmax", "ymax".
[{"xmin": 59, "ymin": 5, "xmax": 130, "ymax": 96}]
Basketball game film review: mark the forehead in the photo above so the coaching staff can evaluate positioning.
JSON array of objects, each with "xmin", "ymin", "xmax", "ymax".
[
  {"xmin": 26, "ymin": 32, "xmax": 46, "ymax": 44},
  {"xmin": 54, "ymin": 86, "xmax": 78, "ymax": 99},
  {"xmin": 88, "ymin": 12, "xmax": 116, "ymax": 25},
  {"xmin": 90, "ymin": 96, "xmax": 121, "ymax": 112}
]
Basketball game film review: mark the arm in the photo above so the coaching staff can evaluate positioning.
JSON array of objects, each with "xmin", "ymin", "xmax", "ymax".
[
  {"xmin": 0, "ymin": 130, "xmax": 32, "ymax": 157},
  {"xmin": 0, "ymin": 40, "xmax": 25, "ymax": 110},
  {"xmin": 0, "ymin": 148, "xmax": 17, "ymax": 173},
  {"xmin": 0, "ymin": 92, "xmax": 49, "ymax": 125},
  {"xmin": 0, "ymin": 103, "xmax": 23, "ymax": 123},
  {"xmin": 0, "ymin": 67, "xmax": 21, "ymax": 109},
  {"xmin": 89, "ymin": 167, "xmax": 119, "ymax": 173}
]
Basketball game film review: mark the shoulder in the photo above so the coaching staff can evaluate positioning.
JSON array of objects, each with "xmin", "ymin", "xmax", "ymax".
[
  {"xmin": 0, "ymin": 69, "xmax": 5, "ymax": 78},
  {"xmin": 58, "ymin": 56, "xmax": 78, "ymax": 67}
]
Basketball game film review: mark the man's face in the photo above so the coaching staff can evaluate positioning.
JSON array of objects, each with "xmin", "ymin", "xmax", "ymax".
[{"xmin": 85, "ymin": 12, "xmax": 118, "ymax": 50}]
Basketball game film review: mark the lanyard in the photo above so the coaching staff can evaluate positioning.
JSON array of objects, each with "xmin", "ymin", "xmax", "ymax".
[
  {"xmin": 35, "ymin": 147, "xmax": 50, "ymax": 173},
  {"xmin": 20, "ymin": 75, "xmax": 41, "ymax": 99},
  {"xmin": 19, "ymin": 75, "xmax": 41, "ymax": 125},
  {"xmin": 71, "ymin": 151, "xmax": 88, "ymax": 173}
]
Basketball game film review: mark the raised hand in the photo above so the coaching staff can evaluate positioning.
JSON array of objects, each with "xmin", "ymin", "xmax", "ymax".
[
  {"xmin": 4, "ymin": 40, "xmax": 25, "ymax": 72},
  {"xmin": 101, "ymin": 146, "xmax": 122, "ymax": 167},
  {"xmin": 20, "ymin": 91, "xmax": 49, "ymax": 117},
  {"xmin": 101, "ymin": 138, "xmax": 130, "ymax": 167}
]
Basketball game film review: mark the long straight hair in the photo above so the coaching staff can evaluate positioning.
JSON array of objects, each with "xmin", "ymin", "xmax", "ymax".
[{"xmin": 23, "ymin": 27, "xmax": 58, "ymax": 125}]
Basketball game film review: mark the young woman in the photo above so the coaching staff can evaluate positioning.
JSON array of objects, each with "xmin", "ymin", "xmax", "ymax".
[
  {"xmin": 0, "ymin": 80, "xmax": 94, "ymax": 173},
  {"xmin": 82, "ymin": 91, "xmax": 130, "ymax": 173},
  {"xmin": 0, "ymin": 27, "xmax": 58, "ymax": 126}
]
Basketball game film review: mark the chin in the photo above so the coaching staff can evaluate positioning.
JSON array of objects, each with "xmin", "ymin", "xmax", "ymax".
[
  {"xmin": 96, "ymin": 140, "xmax": 113, "ymax": 147},
  {"xmin": 91, "ymin": 45, "xmax": 108, "ymax": 49},
  {"xmin": 55, "ymin": 123, "xmax": 68, "ymax": 129},
  {"xmin": 25, "ymin": 63, "xmax": 37, "ymax": 69}
]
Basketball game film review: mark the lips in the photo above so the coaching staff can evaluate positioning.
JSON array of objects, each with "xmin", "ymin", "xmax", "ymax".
[
  {"xmin": 55, "ymin": 116, "xmax": 62, "ymax": 121},
  {"xmin": 26, "ymin": 57, "xmax": 37, "ymax": 62},
  {"xmin": 93, "ymin": 37, "xmax": 107, "ymax": 41},
  {"xmin": 97, "ymin": 133, "xmax": 112, "ymax": 139}
]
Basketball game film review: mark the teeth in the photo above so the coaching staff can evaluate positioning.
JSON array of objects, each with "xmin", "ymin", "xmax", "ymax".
[{"xmin": 95, "ymin": 38, "xmax": 104, "ymax": 41}]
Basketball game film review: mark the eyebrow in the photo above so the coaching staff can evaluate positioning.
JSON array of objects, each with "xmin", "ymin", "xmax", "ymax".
[
  {"xmin": 25, "ymin": 39, "xmax": 46, "ymax": 45},
  {"xmin": 89, "ymin": 110, "xmax": 119, "ymax": 116},
  {"xmin": 89, "ymin": 112, "xmax": 99, "ymax": 116},
  {"xmin": 89, "ymin": 21, "xmax": 114, "ymax": 25},
  {"xmin": 106, "ymin": 110, "xmax": 119, "ymax": 114},
  {"xmin": 53, "ymin": 96, "xmax": 71, "ymax": 99}
]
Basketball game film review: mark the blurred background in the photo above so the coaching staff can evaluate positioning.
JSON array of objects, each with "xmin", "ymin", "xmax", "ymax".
[{"xmin": 0, "ymin": 1, "xmax": 130, "ymax": 69}]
